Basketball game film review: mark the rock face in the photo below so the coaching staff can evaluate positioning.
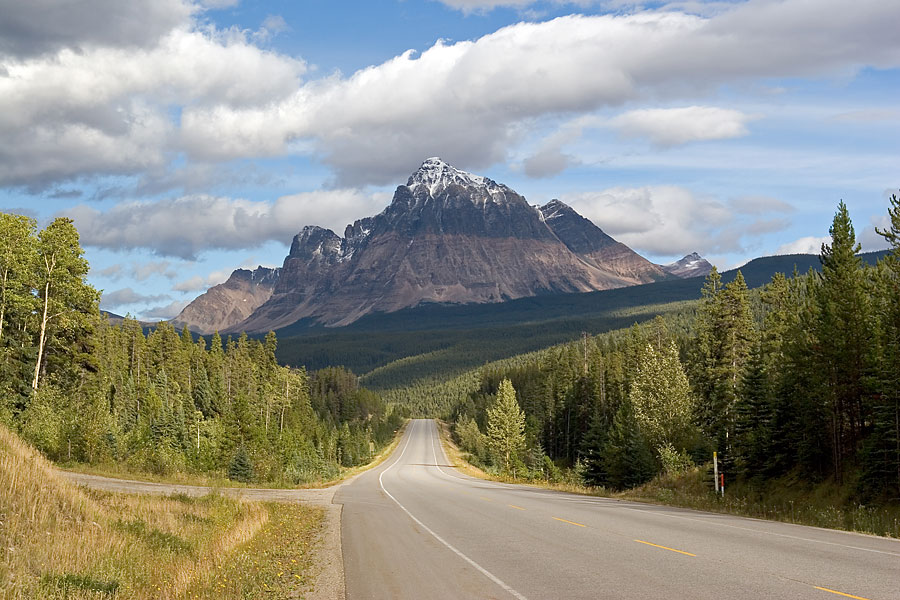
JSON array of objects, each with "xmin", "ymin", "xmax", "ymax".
[
  {"xmin": 172, "ymin": 266, "xmax": 280, "ymax": 334},
  {"xmin": 233, "ymin": 158, "xmax": 684, "ymax": 331},
  {"xmin": 661, "ymin": 252, "xmax": 714, "ymax": 279}
]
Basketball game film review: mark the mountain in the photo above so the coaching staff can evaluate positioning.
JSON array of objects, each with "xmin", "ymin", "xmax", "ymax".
[
  {"xmin": 172, "ymin": 266, "xmax": 279, "ymax": 334},
  {"xmin": 233, "ymin": 158, "xmax": 690, "ymax": 332},
  {"xmin": 661, "ymin": 252, "xmax": 713, "ymax": 279}
]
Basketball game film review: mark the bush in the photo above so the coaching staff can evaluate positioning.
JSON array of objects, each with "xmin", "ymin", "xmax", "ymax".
[{"xmin": 658, "ymin": 442, "xmax": 694, "ymax": 475}]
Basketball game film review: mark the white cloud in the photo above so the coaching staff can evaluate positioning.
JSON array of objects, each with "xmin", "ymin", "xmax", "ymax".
[
  {"xmin": 610, "ymin": 106, "xmax": 754, "ymax": 146},
  {"xmin": 2, "ymin": 1, "xmax": 900, "ymax": 189},
  {"xmin": 62, "ymin": 189, "xmax": 387, "ymax": 259},
  {"xmin": 775, "ymin": 236, "xmax": 830, "ymax": 255},
  {"xmin": 101, "ymin": 287, "xmax": 171, "ymax": 310},
  {"xmin": 860, "ymin": 214, "xmax": 891, "ymax": 252},
  {"xmin": 142, "ymin": 300, "xmax": 191, "ymax": 320},
  {"xmin": 173, "ymin": 269, "xmax": 233, "ymax": 292},
  {"xmin": 0, "ymin": 27, "xmax": 305, "ymax": 188},
  {"xmin": 0, "ymin": 0, "xmax": 195, "ymax": 59},
  {"xmin": 561, "ymin": 185, "xmax": 791, "ymax": 257},
  {"xmin": 729, "ymin": 195, "xmax": 795, "ymax": 215}
]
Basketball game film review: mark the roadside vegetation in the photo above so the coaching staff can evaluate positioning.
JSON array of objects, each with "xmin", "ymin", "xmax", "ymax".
[
  {"xmin": 436, "ymin": 198, "xmax": 900, "ymax": 537},
  {"xmin": 1, "ymin": 422, "xmax": 325, "ymax": 599},
  {"xmin": 0, "ymin": 214, "xmax": 402, "ymax": 488}
]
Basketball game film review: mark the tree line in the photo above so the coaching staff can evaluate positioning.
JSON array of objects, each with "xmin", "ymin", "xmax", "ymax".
[
  {"xmin": 0, "ymin": 215, "xmax": 401, "ymax": 484},
  {"xmin": 453, "ymin": 198, "xmax": 900, "ymax": 504}
]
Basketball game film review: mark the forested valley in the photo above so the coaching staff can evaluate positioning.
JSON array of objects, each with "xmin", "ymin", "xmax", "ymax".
[
  {"xmin": 0, "ymin": 215, "xmax": 401, "ymax": 485},
  {"xmin": 448, "ymin": 198, "xmax": 900, "ymax": 509}
]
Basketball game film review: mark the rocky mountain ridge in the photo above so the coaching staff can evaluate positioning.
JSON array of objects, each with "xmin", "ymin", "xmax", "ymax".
[{"xmin": 173, "ymin": 158, "xmax": 710, "ymax": 334}]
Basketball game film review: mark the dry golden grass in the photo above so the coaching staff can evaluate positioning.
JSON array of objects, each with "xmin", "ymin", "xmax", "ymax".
[{"xmin": 0, "ymin": 425, "xmax": 272, "ymax": 599}]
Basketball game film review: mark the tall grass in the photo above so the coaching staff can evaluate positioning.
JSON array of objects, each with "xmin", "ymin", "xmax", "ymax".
[
  {"xmin": 0, "ymin": 425, "xmax": 268, "ymax": 599},
  {"xmin": 623, "ymin": 468, "xmax": 900, "ymax": 538}
]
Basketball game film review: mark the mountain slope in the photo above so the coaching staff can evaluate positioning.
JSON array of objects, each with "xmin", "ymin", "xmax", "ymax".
[
  {"xmin": 235, "ymin": 158, "xmax": 683, "ymax": 332},
  {"xmin": 172, "ymin": 266, "xmax": 279, "ymax": 334}
]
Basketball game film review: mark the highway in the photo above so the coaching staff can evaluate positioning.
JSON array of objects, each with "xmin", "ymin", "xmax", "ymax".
[{"xmin": 335, "ymin": 419, "xmax": 900, "ymax": 600}]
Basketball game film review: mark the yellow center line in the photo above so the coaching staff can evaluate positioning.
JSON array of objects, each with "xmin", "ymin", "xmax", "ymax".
[
  {"xmin": 553, "ymin": 517, "xmax": 586, "ymax": 528},
  {"xmin": 479, "ymin": 496, "xmax": 494, "ymax": 502},
  {"xmin": 508, "ymin": 504, "xmax": 526, "ymax": 511},
  {"xmin": 813, "ymin": 586, "xmax": 871, "ymax": 600},
  {"xmin": 634, "ymin": 539, "xmax": 696, "ymax": 557}
]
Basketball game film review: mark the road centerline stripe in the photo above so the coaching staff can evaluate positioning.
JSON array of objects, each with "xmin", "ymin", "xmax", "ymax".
[
  {"xmin": 553, "ymin": 517, "xmax": 586, "ymax": 528},
  {"xmin": 508, "ymin": 504, "xmax": 526, "ymax": 510},
  {"xmin": 634, "ymin": 539, "xmax": 696, "ymax": 557},
  {"xmin": 813, "ymin": 586, "xmax": 871, "ymax": 600},
  {"xmin": 377, "ymin": 420, "xmax": 530, "ymax": 600}
]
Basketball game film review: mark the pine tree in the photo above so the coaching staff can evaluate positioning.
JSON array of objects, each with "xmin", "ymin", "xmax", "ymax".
[{"xmin": 486, "ymin": 378, "xmax": 526, "ymax": 474}]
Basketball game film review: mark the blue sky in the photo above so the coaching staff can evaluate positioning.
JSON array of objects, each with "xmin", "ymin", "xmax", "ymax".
[{"xmin": 1, "ymin": 0, "xmax": 898, "ymax": 320}]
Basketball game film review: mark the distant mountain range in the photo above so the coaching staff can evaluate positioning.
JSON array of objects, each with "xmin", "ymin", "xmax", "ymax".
[{"xmin": 173, "ymin": 158, "xmax": 712, "ymax": 334}]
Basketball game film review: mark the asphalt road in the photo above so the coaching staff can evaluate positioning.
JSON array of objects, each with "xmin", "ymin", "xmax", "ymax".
[{"xmin": 335, "ymin": 419, "xmax": 900, "ymax": 600}]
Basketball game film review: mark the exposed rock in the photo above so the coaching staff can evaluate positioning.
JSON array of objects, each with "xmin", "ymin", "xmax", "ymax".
[
  {"xmin": 661, "ymin": 252, "xmax": 714, "ymax": 279},
  {"xmin": 234, "ymin": 159, "xmax": 677, "ymax": 331},
  {"xmin": 171, "ymin": 266, "xmax": 280, "ymax": 334}
]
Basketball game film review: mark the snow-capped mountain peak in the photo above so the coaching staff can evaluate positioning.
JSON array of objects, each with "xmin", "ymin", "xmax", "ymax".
[{"xmin": 406, "ymin": 157, "xmax": 491, "ymax": 196}]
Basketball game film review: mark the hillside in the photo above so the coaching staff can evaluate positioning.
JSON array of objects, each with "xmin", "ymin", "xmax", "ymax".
[
  {"xmin": 275, "ymin": 250, "xmax": 888, "ymax": 383},
  {"xmin": 0, "ymin": 424, "xmax": 269, "ymax": 599}
]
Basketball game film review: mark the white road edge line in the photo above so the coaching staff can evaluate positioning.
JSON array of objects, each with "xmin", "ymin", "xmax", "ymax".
[{"xmin": 378, "ymin": 420, "xmax": 530, "ymax": 600}]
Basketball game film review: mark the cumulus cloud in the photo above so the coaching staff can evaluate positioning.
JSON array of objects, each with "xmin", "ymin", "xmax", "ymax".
[
  {"xmin": 0, "ymin": 25, "xmax": 305, "ymax": 188},
  {"xmin": 182, "ymin": 2, "xmax": 900, "ymax": 185},
  {"xmin": 775, "ymin": 236, "xmax": 831, "ymax": 255},
  {"xmin": 101, "ymin": 287, "xmax": 171, "ymax": 310},
  {"xmin": 609, "ymin": 106, "xmax": 754, "ymax": 146},
  {"xmin": 2, "ymin": 0, "xmax": 900, "ymax": 189},
  {"xmin": 860, "ymin": 214, "xmax": 892, "ymax": 252},
  {"xmin": 560, "ymin": 184, "xmax": 789, "ymax": 257},
  {"xmin": 173, "ymin": 269, "xmax": 233, "ymax": 292},
  {"xmin": 62, "ymin": 190, "xmax": 388, "ymax": 259},
  {"xmin": 0, "ymin": 0, "xmax": 195, "ymax": 59},
  {"xmin": 143, "ymin": 300, "xmax": 191, "ymax": 320}
]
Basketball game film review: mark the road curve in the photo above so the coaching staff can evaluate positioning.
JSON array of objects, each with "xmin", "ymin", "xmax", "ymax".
[{"xmin": 335, "ymin": 419, "xmax": 900, "ymax": 600}]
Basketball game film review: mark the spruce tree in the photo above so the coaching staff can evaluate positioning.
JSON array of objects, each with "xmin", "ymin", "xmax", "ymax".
[
  {"xmin": 228, "ymin": 446, "xmax": 254, "ymax": 482},
  {"xmin": 815, "ymin": 201, "xmax": 871, "ymax": 482}
]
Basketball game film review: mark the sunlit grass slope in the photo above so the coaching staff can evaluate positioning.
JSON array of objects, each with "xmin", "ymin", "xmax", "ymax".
[{"xmin": 0, "ymin": 424, "xmax": 270, "ymax": 599}]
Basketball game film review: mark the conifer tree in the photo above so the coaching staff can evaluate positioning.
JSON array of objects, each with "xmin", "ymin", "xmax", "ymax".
[
  {"xmin": 486, "ymin": 378, "xmax": 526, "ymax": 474},
  {"xmin": 603, "ymin": 398, "xmax": 655, "ymax": 489},
  {"xmin": 815, "ymin": 201, "xmax": 871, "ymax": 482},
  {"xmin": 228, "ymin": 446, "xmax": 254, "ymax": 482}
]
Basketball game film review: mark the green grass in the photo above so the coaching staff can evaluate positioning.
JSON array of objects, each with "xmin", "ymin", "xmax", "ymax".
[
  {"xmin": 182, "ymin": 502, "xmax": 324, "ymax": 599},
  {"xmin": 622, "ymin": 469, "xmax": 900, "ymax": 538}
]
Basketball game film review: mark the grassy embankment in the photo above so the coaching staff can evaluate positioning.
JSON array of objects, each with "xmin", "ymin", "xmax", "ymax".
[
  {"xmin": 437, "ymin": 420, "xmax": 900, "ymax": 538},
  {"xmin": 0, "ymin": 425, "xmax": 323, "ymax": 599}
]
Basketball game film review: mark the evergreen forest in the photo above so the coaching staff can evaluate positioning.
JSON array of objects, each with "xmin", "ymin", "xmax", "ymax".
[
  {"xmin": 449, "ymin": 198, "xmax": 900, "ymax": 506},
  {"xmin": 0, "ymin": 215, "xmax": 402, "ymax": 484}
]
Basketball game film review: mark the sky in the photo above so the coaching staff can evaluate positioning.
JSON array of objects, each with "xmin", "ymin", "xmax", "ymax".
[{"xmin": 0, "ymin": 0, "xmax": 898, "ymax": 320}]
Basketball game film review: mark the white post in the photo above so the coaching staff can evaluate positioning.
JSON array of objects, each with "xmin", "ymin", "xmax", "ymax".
[{"xmin": 713, "ymin": 451, "xmax": 719, "ymax": 494}]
